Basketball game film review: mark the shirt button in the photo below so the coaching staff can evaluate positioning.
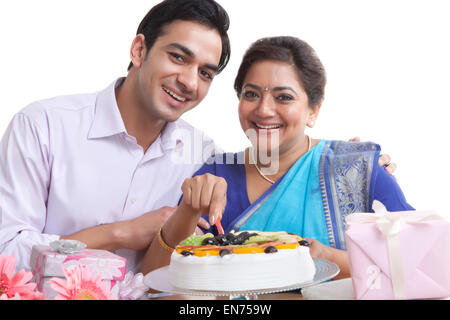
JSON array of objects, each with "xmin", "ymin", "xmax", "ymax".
[{"xmin": 130, "ymin": 198, "xmax": 137, "ymax": 205}]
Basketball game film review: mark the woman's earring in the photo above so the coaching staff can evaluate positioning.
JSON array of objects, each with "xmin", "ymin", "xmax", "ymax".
[{"xmin": 308, "ymin": 120, "xmax": 315, "ymax": 127}]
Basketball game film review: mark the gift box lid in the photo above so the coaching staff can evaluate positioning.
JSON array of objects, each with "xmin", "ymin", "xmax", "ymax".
[{"xmin": 30, "ymin": 244, "xmax": 127, "ymax": 281}]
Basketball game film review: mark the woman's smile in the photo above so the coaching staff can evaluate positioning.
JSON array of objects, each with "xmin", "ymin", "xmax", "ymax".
[{"xmin": 238, "ymin": 60, "xmax": 317, "ymax": 155}]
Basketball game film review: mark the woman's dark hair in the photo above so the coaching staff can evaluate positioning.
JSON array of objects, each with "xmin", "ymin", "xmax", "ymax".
[
  {"xmin": 127, "ymin": 0, "xmax": 230, "ymax": 73},
  {"xmin": 234, "ymin": 36, "xmax": 326, "ymax": 108}
]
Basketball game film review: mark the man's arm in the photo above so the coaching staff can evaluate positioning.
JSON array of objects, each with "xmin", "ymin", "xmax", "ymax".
[
  {"xmin": 60, "ymin": 206, "xmax": 177, "ymax": 252},
  {"xmin": 0, "ymin": 113, "xmax": 59, "ymax": 270},
  {"xmin": 0, "ymin": 113, "xmax": 175, "ymax": 271}
]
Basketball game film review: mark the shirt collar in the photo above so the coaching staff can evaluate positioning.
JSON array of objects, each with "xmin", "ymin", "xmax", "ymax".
[
  {"xmin": 88, "ymin": 78, "xmax": 127, "ymax": 139},
  {"xmin": 88, "ymin": 77, "xmax": 185, "ymax": 151},
  {"xmin": 160, "ymin": 119, "xmax": 185, "ymax": 151}
]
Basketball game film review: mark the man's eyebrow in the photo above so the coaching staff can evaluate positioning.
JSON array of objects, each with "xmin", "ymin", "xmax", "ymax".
[
  {"xmin": 167, "ymin": 43, "xmax": 194, "ymax": 58},
  {"xmin": 167, "ymin": 43, "xmax": 219, "ymax": 72}
]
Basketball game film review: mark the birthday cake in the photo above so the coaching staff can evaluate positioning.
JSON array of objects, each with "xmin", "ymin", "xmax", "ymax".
[{"xmin": 167, "ymin": 231, "xmax": 316, "ymax": 291}]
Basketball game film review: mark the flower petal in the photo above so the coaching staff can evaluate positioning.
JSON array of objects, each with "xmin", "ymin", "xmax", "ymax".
[
  {"xmin": 0, "ymin": 255, "xmax": 16, "ymax": 278},
  {"xmin": 9, "ymin": 269, "xmax": 33, "ymax": 287}
]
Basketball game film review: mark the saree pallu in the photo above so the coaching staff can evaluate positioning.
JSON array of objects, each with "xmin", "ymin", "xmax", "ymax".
[{"xmin": 230, "ymin": 140, "xmax": 380, "ymax": 250}]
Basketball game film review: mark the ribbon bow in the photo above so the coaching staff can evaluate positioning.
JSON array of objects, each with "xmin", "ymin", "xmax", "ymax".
[
  {"xmin": 346, "ymin": 200, "xmax": 443, "ymax": 299},
  {"xmin": 49, "ymin": 239, "xmax": 87, "ymax": 255}
]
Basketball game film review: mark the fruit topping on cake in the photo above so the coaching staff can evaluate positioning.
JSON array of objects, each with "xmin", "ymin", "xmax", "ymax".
[{"xmin": 175, "ymin": 231, "xmax": 303, "ymax": 257}]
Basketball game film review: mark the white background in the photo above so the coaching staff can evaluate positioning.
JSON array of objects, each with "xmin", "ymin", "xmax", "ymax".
[{"xmin": 0, "ymin": 0, "xmax": 449, "ymax": 220}]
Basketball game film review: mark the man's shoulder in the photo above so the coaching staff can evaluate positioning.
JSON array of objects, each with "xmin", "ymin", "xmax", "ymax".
[
  {"xmin": 173, "ymin": 118, "xmax": 222, "ymax": 150},
  {"xmin": 12, "ymin": 90, "xmax": 98, "ymax": 132},
  {"xmin": 20, "ymin": 91, "xmax": 97, "ymax": 117},
  {"xmin": 174, "ymin": 118, "xmax": 210, "ymax": 136},
  {"xmin": 169, "ymin": 118, "xmax": 226, "ymax": 166}
]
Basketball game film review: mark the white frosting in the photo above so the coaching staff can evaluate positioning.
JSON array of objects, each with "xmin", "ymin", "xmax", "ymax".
[{"xmin": 168, "ymin": 246, "xmax": 316, "ymax": 291}]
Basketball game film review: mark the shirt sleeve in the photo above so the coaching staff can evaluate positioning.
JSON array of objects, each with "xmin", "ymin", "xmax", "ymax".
[
  {"xmin": 372, "ymin": 162, "xmax": 414, "ymax": 212},
  {"xmin": 0, "ymin": 113, "xmax": 60, "ymax": 272}
]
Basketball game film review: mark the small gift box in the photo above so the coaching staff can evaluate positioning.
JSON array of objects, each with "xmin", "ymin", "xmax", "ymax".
[
  {"xmin": 345, "ymin": 201, "xmax": 450, "ymax": 300},
  {"xmin": 30, "ymin": 240, "xmax": 127, "ymax": 299}
]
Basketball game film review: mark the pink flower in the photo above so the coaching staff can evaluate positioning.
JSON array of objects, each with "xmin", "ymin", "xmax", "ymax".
[
  {"xmin": 0, "ymin": 255, "xmax": 43, "ymax": 300},
  {"xmin": 49, "ymin": 262, "xmax": 114, "ymax": 300}
]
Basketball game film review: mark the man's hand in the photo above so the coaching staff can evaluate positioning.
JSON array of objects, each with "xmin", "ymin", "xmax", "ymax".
[
  {"xmin": 350, "ymin": 137, "xmax": 397, "ymax": 175},
  {"xmin": 116, "ymin": 206, "xmax": 177, "ymax": 250},
  {"xmin": 378, "ymin": 154, "xmax": 396, "ymax": 175},
  {"xmin": 61, "ymin": 206, "xmax": 178, "ymax": 252}
]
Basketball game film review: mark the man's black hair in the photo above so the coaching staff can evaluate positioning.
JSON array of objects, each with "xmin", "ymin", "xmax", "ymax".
[{"xmin": 127, "ymin": 0, "xmax": 230, "ymax": 74}]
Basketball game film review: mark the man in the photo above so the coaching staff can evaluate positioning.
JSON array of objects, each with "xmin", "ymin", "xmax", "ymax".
[
  {"xmin": 0, "ymin": 0, "xmax": 230, "ymax": 273},
  {"xmin": 0, "ymin": 0, "xmax": 393, "ymax": 273}
]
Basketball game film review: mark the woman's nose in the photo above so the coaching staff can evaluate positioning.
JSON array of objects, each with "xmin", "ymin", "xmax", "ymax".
[{"xmin": 255, "ymin": 95, "xmax": 276, "ymax": 117}]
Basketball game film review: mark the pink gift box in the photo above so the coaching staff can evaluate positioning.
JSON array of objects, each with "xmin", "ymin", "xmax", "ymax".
[
  {"xmin": 345, "ymin": 207, "xmax": 450, "ymax": 300},
  {"xmin": 30, "ymin": 244, "xmax": 127, "ymax": 299}
]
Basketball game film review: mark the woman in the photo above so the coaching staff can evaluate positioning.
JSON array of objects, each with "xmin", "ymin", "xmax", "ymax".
[{"xmin": 141, "ymin": 36, "xmax": 412, "ymax": 278}]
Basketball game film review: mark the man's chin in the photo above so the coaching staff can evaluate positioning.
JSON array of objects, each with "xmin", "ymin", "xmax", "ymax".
[
  {"xmin": 152, "ymin": 100, "xmax": 195, "ymax": 123},
  {"xmin": 159, "ymin": 108, "xmax": 185, "ymax": 123}
]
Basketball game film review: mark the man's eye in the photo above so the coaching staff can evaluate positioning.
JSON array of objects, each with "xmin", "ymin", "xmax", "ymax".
[
  {"xmin": 200, "ymin": 70, "xmax": 213, "ymax": 80},
  {"xmin": 169, "ymin": 52, "xmax": 184, "ymax": 63}
]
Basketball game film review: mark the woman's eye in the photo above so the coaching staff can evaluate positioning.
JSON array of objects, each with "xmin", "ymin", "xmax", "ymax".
[
  {"xmin": 277, "ymin": 94, "xmax": 294, "ymax": 102},
  {"xmin": 243, "ymin": 91, "xmax": 258, "ymax": 99}
]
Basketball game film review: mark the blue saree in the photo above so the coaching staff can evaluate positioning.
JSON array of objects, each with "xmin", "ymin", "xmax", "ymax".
[
  {"xmin": 193, "ymin": 140, "xmax": 413, "ymax": 250},
  {"xmin": 230, "ymin": 140, "xmax": 329, "ymax": 246}
]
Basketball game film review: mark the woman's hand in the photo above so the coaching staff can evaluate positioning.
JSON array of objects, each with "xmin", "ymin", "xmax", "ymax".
[
  {"xmin": 302, "ymin": 237, "xmax": 333, "ymax": 261},
  {"xmin": 303, "ymin": 237, "xmax": 350, "ymax": 280},
  {"xmin": 180, "ymin": 173, "xmax": 228, "ymax": 226},
  {"xmin": 194, "ymin": 217, "xmax": 210, "ymax": 235},
  {"xmin": 140, "ymin": 174, "xmax": 227, "ymax": 275}
]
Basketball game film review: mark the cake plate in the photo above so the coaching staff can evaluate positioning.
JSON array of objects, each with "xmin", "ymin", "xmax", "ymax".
[{"xmin": 143, "ymin": 258, "xmax": 339, "ymax": 300}]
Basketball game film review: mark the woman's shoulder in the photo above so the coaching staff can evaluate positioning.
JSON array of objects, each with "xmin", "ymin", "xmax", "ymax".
[
  {"xmin": 324, "ymin": 140, "xmax": 381, "ymax": 155},
  {"xmin": 205, "ymin": 151, "xmax": 245, "ymax": 165}
]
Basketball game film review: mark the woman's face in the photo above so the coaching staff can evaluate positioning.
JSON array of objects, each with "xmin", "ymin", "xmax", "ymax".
[{"xmin": 238, "ymin": 60, "xmax": 320, "ymax": 157}]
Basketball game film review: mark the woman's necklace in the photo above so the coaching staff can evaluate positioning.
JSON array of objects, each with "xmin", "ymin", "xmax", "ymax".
[{"xmin": 253, "ymin": 135, "xmax": 312, "ymax": 184}]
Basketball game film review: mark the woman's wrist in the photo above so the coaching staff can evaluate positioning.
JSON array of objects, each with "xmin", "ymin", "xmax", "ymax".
[
  {"xmin": 160, "ymin": 203, "xmax": 201, "ymax": 249},
  {"xmin": 328, "ymin": 247, "xmax": 351, "ymax": 279}
]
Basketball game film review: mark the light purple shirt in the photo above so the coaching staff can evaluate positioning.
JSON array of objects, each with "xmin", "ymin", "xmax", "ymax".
[{"xmin": 0, "ymin": 78, "xmax": 218, "ymax": 273}]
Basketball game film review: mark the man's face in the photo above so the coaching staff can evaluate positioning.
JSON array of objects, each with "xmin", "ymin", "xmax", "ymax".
[{"xmin": 135, "ymin": 20, "xmax": 222, "ymax": 122}]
